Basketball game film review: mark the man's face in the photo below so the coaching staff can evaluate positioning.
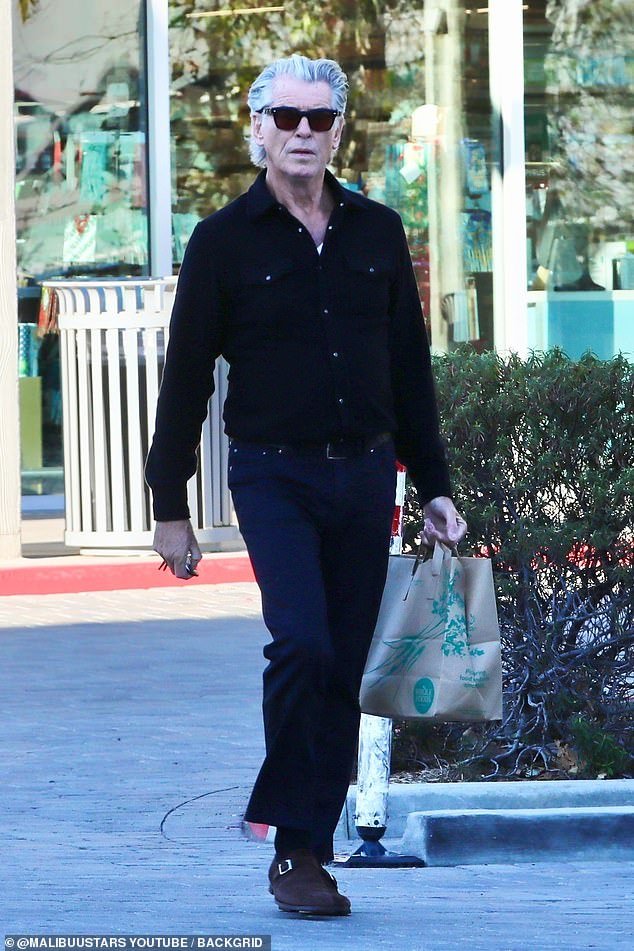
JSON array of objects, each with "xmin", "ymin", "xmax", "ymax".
[{"xmin": 251, "ymin": 76, "xmax": 344, "ymax": 181}]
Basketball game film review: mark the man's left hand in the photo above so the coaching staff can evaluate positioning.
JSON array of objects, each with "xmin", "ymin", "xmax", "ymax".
[{"xmin": 422, "ymin": 496, "xmax": 467, "ymax": 547}]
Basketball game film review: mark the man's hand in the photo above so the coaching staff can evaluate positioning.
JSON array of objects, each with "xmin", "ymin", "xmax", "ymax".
[
  {"xmin": 153, "ymin": 519, "xmax": 202, "ymax": 580},
  {"xmin": 422, "ymin": 496, "xmax": 467, "ymax": 548}
]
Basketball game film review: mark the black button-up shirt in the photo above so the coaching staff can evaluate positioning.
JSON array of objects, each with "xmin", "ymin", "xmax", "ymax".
[{"xmin": 146, "ymin": 169, "xmax": 451, "ymax": 520}]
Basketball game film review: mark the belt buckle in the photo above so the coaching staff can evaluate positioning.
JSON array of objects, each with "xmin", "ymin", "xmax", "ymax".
[{"xmin": 326, "ymin": 441, "xmax": 347, "ymax": 460}]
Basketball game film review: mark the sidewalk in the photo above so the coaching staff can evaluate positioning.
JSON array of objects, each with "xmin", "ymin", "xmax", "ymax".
[{"xmin": 1, "ymin": 583, "xmax": 633, "ymax": 950}]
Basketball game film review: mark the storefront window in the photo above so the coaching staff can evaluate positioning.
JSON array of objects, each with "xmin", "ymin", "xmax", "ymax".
[
  {"xmin": 13, "ymin": 0, "xmax": 149, "ymax": 495},
  {"xmin": 524, "ymin": 0, "xmax": 634, "ymax": 358},
  {"xmin": 168, "ymin": 0, "xmax": 495, "ymax": 351}
]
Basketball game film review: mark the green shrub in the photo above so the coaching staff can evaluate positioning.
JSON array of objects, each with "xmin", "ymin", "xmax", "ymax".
[
  {"xmin": 569, "ymin": 715, "xmax": 632, "ymax": 778},
  {"xmin": 395, "ymin": 348, "xmax": 634, "ymax": 781}
]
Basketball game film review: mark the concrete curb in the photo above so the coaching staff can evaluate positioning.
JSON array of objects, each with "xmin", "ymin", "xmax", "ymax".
[
  {"xmin": 337, "ymin": 779, "xmax": 634, "ymax": 864},
  {"xmin": 342, "ymin": 778, "xmax": 634, "ymax": 838},
  {"xmin": 401, "ymin": 805, "xmax": 634, "ymax": 866}
]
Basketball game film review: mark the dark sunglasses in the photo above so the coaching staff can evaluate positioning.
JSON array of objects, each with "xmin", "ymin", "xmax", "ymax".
[{"xmin": 259, "ymin": 106, "xmax": 342, "ymax": 132}]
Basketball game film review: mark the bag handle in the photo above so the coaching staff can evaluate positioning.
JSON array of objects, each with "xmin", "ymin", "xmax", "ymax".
[
  {"xmin": 403, "ymin": 540, "xmax": 454, "ymax": 602},
  {"xmin": 431, "ymin": 540, "xmax": 446, "ymax": 576},
  {"xmin": 412, "ymin": 539, "xmax": 456, "ymax": 574},
  {"xmin": 425, "ymin": 541, "xmax": 453, "ymax": 601},
  {"xmin": 402, "ymin": 539, "xmax": 428, "ymax": 601}
]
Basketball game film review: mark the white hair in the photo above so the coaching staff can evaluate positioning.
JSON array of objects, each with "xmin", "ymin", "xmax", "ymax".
[{"xmin": 247, "ymin": 54, "xmax": 348, "ymax": 168}]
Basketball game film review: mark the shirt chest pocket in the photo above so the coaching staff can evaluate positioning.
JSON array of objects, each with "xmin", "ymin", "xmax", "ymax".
[
  {"xmin": 236, "ymin": 258, "xmax": 297, "ymax": 326},
  {"xmin": 344, "ymin": 254, "xmax": 392, "ymax": 323}
]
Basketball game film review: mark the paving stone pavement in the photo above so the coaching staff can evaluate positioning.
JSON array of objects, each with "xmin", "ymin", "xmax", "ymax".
[{"xmin": 1, "ymin": 583, "xmax": 633, "ymax": 951}]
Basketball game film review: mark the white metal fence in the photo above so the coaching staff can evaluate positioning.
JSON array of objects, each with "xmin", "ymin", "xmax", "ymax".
[{"xmin": 46, "ymin": 278, "xmax": 241, "ymax": 551}]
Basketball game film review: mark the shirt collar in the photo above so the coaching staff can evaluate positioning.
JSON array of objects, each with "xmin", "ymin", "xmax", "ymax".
[{"xmin": 246, "ymin": 167, "xmax": 368, "ymax": 220}]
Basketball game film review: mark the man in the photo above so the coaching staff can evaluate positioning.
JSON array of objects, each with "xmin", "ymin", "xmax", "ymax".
[{"xmin": 145, "ymin": 54, "xmax": 467, "ymax": 917}]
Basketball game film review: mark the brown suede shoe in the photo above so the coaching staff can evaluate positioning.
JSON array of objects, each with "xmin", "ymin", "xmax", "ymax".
[{"xmin": 268, "ymin": 849, "xmax": 351, "ymax": 915}]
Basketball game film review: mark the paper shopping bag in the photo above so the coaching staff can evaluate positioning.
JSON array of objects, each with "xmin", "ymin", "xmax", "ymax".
[{"xmin": 360, "ymin": 543, "xmax": 503, "ymax": 721}]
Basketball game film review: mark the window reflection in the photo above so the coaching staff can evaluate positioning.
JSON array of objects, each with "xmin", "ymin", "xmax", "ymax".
[
  {"xmin": 13, "ymin": 0, "xmax": 149, "ymax": 494},
  {"xmin": 168, "ymin": 0, "xmax": 495, "ymax": 351},
  {"xmin": 525, "ymin": 0, "xmax": 634, "ymax": 359},
  {"xmin": 13, "ymin": 2, "xmax": 149, "ymax": 281}
]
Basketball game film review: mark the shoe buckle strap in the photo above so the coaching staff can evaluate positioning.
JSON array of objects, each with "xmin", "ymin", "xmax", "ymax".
[
  {"xmin": 278, "ymin": 858, "xmax": 293, "ymax": 875},
  {"xmin": 326, "ymin": 441, "xmax": 347, "ymax": 459}
]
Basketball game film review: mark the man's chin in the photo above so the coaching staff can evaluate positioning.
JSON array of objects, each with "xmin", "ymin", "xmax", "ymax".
[{"xmin": 285, "ymin": 156, "xmax": 322, "ymax": 174}]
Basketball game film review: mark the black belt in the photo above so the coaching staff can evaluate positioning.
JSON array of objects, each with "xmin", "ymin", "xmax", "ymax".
[{"xmin": 230, "ymin": 431, "xmax": 392, "ymax": 460}]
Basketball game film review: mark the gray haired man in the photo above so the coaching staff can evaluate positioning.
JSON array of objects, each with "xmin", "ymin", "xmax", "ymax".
[{"xmin": 146, "ymin": 54, "xmax": 466, "ymax": 916}]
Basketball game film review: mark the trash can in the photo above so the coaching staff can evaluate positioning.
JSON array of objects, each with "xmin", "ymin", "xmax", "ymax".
[{"xmin": 45, "ymin": 278, "xmax": 241, "ymax": 552}]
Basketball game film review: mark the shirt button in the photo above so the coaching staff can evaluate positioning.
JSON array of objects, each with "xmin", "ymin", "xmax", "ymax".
[
  {"xmin": 369, "ymin": 266, "xmax": 375, "ymax": 273},
  {"xmin": 266, "ymin": 274, "xmax": 271, "ymax": 281},
  {"xmin": 323, "ymin": 308, "xmax": 329, "ymax": 314},
  {"xmin": 339, "ymin": 202, "xmax": 344, "ymax": 207},
  {"xmin": 338, "ymin": 397, "xmax": 344, "ymax": 404},
  {"xmin": 298, "ymin": 227, "xmax": 303, "ymax": 233},
  {"xmin": 328, "ymin": 225, "xmax": 333, "ymax": 230},
  {"xmin": 332, "ymin": 351, "xmax": 339, "ymax": 357}
]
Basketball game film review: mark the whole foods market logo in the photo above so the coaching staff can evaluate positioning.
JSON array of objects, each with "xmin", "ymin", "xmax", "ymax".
[{"xmin": 413, "ymin": 677, "xmax": 434, "ymax": 714}]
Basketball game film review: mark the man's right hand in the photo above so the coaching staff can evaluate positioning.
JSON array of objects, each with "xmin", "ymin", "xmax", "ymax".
[{"xmin": 153, "ymin": 519, "xmax": 202, "ymax": 580}]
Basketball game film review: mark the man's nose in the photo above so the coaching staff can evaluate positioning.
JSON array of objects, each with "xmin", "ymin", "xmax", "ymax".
[{"xmin": 295, "ymin": 116, "xmax": 312, "ymax": 135}]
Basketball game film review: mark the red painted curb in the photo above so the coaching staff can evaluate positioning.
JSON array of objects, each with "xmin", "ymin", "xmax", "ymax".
[{"xmin": 0, "ymin": 556, "xmax": 255, "ymax": 597}]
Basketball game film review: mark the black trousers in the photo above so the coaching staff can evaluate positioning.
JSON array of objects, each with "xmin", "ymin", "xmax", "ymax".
[{"xmin": 228, "ymin": 437, "xmax": 396, "ymax": 860}]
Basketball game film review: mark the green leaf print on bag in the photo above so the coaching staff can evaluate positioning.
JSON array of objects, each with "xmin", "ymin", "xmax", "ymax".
[
  {"xmin": 364, "ymin": 617, "xmax": 445, "ymax": 685},
  {"xmin": 433, "ymin": 562, "xmax": 484, "ymax": 659}
]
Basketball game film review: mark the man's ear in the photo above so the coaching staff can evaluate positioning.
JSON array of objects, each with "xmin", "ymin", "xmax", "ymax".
[
  {"xmin": 332, "ymin": 116, "xmax": 345, "ymax": 151},
  {"xmin": 251, "ymin": 112, "xmax": 264, "ymax": 144}
]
